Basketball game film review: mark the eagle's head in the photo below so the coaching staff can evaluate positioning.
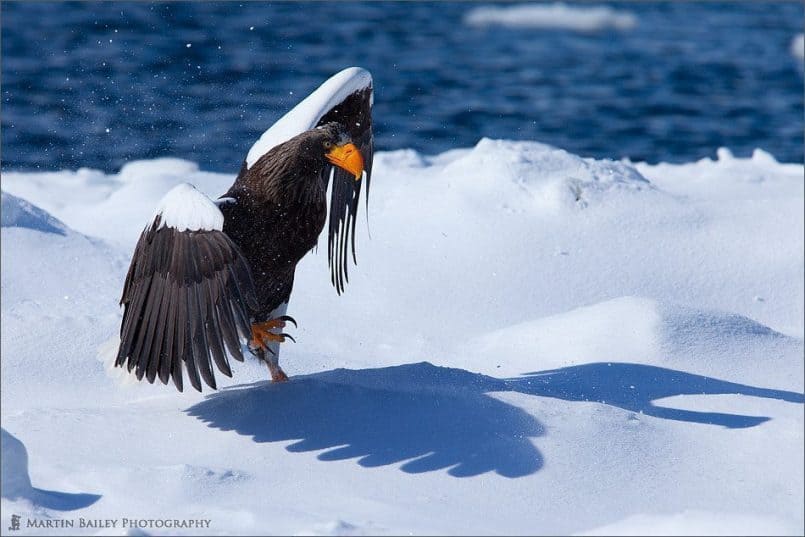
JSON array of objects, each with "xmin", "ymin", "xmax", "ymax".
[
  {"xmin": 310, "ymin": 122, "xmax": 365, "ymax": 181},
  {"xmin": 241, "ymin": 121, "xmax": 366, "ymax": 203}
]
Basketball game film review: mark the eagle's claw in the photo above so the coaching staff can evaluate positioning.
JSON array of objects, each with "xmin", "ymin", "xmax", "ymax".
[
  {"xmin": 249, "ymin": 317, "xmax": 297, "ymax": 353},
  {"xmin": 278, "ymin": 333, "xmax": 296, "ymax": 344},
  {"xmin": 277, "ymin": 315, "xmax": 298, "ymax": 328}
]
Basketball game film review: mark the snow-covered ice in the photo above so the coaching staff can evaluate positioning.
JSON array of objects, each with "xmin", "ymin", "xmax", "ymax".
[
  {"xmin": 464, "ymin": 3, "xmax": 637, "ymax": 32},
  {"xmin": 1, "ymin": 138, "xmax": 803, "ymax": 535}
]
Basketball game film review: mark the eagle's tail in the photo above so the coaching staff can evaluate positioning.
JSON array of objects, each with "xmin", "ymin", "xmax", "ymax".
[{"xmin": 96, "ymin": 335, "xmax": 140, "ymax": 388}]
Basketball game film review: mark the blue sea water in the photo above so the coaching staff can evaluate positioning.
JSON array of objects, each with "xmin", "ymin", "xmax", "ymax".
[{"xmin": 1, "ymin": 1, "xmax": 803, "ymax": 173}]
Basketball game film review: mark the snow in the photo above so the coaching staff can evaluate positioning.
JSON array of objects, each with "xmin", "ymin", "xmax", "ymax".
[
  {"xmin": 245, "ymin": 67, "xmax": 372, "ymax": 169},
  {"xmin": 1, "ymin": 429, "xmax": 100, "ymax": 511},
  {"xmin": 2, "ymin": 138, "xmax": 803, "ymax": 535},
  {"xmin": 577, "ymin": 510, "xmax": 794, "ymax": 536},
  {"xmin": 2, "ymin": 191, "xmax": 66, "ymax": 235},
  {"xmin": 151, "ymin": 183, "xmax": 224, "ymax": 232},
  {"xmin": 464, "ymin": 3, "xmax": 637, "ymax": 32}
]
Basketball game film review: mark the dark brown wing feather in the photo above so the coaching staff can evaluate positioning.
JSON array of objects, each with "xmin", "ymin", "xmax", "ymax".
[
  {"xmin": 116, "ymin": 216, "xmax": 257, "ymax": 392},
  {"xmin": 316, "ymin": 85, "xmax": 374, "ymax": 294}
]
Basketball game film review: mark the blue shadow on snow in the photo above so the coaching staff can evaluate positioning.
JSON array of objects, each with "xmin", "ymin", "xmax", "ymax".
[
  {"xmin": 514, "ymin": 362, "xmax": 804, "ymax": 429},
  {"xmin": 1, "ymin": 428, "xmax": 101, "ymax": 511},
  {"xmin": 26, "ymin": 489, "xmax": 102, "ymax": 511},
  {"xmin": 186, "ymin": 362, "xmax": 804, "ymax": 478},
  {"xmin": 188, "ymin": 364, "xmax": 543, "ymax": 478}
]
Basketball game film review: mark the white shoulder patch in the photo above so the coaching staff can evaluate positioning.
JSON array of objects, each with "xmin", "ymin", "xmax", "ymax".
[
  {"xmin": 246, "ymin": 67, "xmax": 373, "ymax": 169},
  {"xmin": 215, "ymin": 197, "xmax": 236, "ymax": 207},
  {"xmin": 152, "ymin": 183, "xmax": 224, "ymax": 232}
]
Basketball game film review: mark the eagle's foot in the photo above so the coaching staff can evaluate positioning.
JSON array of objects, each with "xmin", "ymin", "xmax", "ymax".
[
  {"xmin": 249, "ymin": 316, "xmax": 297, "ymax": 352},
  {"xmin": 267, "ymin": 362, "xmax": 289, "ymax": 383},
  {"xmin": 248, "ymin": 316, "xmax": 296, "ymax": 383}
]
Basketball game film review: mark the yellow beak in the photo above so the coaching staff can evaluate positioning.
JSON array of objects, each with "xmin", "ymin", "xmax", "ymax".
[{"xmin": 326, "ymin": 142, "xmax": 364, "ymax": 180}]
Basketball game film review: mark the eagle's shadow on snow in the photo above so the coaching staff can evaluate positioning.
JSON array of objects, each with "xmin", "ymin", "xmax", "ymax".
[
  {"xmin": 188, "ymin": 363, "xmax": 543, "ymax": 478},
  {"xmin": 186, "ymin": 362, "xmax": 804, "ymax": 478},
  {"xmin": 515, "ymin": 362, "xmax": 803, "ymax": 429}
]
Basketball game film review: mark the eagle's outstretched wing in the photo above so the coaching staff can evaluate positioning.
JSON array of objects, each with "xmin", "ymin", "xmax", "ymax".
[
  {"xmin": 316, "ymin": 85, "xmax": 373, "ymax": 294},
  {"xmin": 245, "ymin": 67, "xmax": 374, "ymax": 294},
  {"xmin": 116, "ymin": 184, "xmax": 257, "ymax": 392}
]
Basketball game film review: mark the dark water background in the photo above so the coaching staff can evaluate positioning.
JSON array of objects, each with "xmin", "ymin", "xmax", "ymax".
[{"xmin": 2, "ymin": 1, "xmax": 803, "ymax": 172}]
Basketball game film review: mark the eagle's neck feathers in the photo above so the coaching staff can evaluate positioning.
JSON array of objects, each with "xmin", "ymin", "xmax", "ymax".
[{"xmin": 233, "ymin": 137, "xmax": 327, "ymax": 206}]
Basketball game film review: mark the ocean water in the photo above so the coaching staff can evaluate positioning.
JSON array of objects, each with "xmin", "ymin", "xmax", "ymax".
[{"xmin": 1, "ymin": 1, "xmax": 803, "ymax": 173}]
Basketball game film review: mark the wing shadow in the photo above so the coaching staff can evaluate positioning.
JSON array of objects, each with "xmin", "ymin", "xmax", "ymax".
[
  {"xmin": 187, "ymin": 361, "xmax": 804, "ymax": 477},
  {"xmin": 508, "ymin": 362, "xmax": 804, "ymax": 429},
  {"xmin": 187, "ymin": 363, "xmax": 543, "ymax": 478}
]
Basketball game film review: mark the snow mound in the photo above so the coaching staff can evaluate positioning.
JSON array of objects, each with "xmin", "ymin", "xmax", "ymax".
[
  {"xmin": 1, "ymin": 191, "xmax": 66, "ymax": 235},
  {"xmin": 1, "ymin": 428, "xmax": 100, "ymax": 510},
  {"xmin": 438, "ymin": 138, "xmax": 653, "ymax": 210},
  {"xmin": 464, "ymin": 3, "xmax": 637, "ymax": 32},
  {"xmin": 118, "ymin": 157, "xmax": 200, "ymax": 182},
  {"xmin": 792, "ymin": 33, "xmax": 804, "ymax": 61},
  {"xmin": 2, "ymin": 159, "xmax": 232, "ymax": 248},
  {"xmin": 469, "ymin": 296, "xmax": 803, "ymax": 389},
  {"xmin": 469, "ymin": 296, "xmax": 663, "ymax": 371},
  {"xmin": 633, "ymin": 147, "xmax": 804, "ymax": 201},
  {"xmin": 0, "ymin": 167, "xmax": 115, "ymax": 217},
  {"xmin": 1, "ymin": 198, "xmax": 131, "ymax": 403}
]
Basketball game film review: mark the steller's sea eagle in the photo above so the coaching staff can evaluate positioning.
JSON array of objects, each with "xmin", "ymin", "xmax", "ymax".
[{"xmin": 114, "ymin": 67, "xmax": 374, "ymax": 391}]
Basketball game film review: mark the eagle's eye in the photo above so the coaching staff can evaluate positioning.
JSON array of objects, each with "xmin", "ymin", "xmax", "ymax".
[{"xmin": 323, "ymin": 140, "xmax": 333, "ymax": 149}]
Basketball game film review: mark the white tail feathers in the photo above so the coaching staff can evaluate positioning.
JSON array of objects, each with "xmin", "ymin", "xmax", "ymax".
[{"xmin": 96, "ymin": 335, "xmax": 141, "ymax": 389}]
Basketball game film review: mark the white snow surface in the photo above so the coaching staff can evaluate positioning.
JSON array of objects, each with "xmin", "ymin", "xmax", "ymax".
[
  {"xmin": 1, "ymin": 138, "xmax": 803, "ymax": 535},
  {"xmin": 464, "ymin": 3, "xmax": 637, "ymax": 32},
  {"xmin": 245, "ymin": 67, "xmax": 372, "ymax": 169},
  {"xmin": 152, "ymin": 182, "xmax": 224, "ymax": 232}
]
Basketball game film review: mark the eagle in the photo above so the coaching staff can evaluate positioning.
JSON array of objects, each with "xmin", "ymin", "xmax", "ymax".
[{"xmin": 114, "ymin": 67, "xmax": 374, "ymax": 392}]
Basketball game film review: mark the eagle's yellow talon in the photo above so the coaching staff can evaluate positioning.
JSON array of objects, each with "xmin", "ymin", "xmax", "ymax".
[{"xmin": 250, "ymin": 319, "xmax": 293, "ymax": 350}]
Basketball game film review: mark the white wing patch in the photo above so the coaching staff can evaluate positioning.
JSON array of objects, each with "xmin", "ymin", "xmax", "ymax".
[
  {"xmin": 215, "ymin": 197, "xmax": 237, "ymax": 207},
  {"xmin": 152, "ymin": 183, "xmax": 224, "ymax": 232},
  {"xmin": 246, "ymin": 66, "xmax": 373, "ymax": 169}
]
